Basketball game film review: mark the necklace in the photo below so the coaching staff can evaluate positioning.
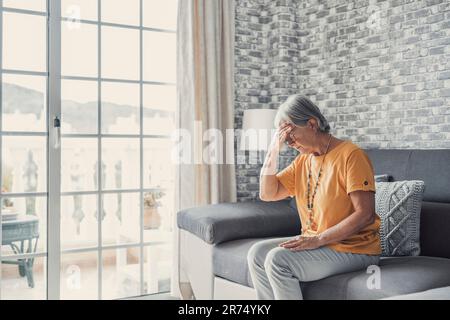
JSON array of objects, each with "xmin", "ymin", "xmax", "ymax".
[{"xmin": 305, "ymin": 133, "xmax": 333, "ymax": 229}]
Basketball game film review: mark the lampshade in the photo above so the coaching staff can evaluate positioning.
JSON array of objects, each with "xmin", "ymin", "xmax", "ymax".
[{"xmin": 240, "ymin": 109, "xmax": 277, "ymax": 151}]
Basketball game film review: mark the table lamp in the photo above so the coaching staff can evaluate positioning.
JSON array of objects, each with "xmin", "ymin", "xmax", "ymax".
[{"xmin": 240, "ymin": 109, "xmax": 278, "ymax": 163}]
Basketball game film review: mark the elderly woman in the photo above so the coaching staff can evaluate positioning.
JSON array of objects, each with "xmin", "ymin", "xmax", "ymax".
[{"xmin": 249, "ymin": 94, "xmax": 381, "ymax": 300}]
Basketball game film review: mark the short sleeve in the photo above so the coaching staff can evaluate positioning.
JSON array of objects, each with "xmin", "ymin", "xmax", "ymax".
[
  {"xmin": 345, "ymin": 149, "xmax": 376, "ymax": 195},
  {"xmin": 275, "ymin": 160, "xmax": 297, "ymax": 197}
]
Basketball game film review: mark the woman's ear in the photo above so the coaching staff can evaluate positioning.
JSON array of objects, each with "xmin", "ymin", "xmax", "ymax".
[{"xmin": 307, "ymin": 118, "xmax": 318, "ymax": 131}]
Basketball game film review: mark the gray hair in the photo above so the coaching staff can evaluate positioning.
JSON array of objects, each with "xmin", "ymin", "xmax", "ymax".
[{"xmin": 274, "ymin": 94, "xmax": 330, "ymax": 133}]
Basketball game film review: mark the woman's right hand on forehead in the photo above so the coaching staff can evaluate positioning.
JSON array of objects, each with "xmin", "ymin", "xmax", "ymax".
[
  {"xmin": 280, "ymin": 121, "xmax": 292, "ymax": 127},
  {"xmin": 273, "ymin": 122, "xmax": 293, "ymax": 148}
]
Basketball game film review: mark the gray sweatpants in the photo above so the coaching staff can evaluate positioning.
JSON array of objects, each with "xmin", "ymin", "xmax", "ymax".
[{"xmin": 247, "ymin": 236, "xmax": 380, "ymax": 300}]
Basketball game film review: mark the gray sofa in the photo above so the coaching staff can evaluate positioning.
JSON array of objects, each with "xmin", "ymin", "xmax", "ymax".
[{"xmin": 177, "ymin": 149, "xmax": 450, "ymax": 299}]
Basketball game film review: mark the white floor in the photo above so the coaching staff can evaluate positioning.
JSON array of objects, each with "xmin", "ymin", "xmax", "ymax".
[{"xmin": 123, "ymin": 292, "xmax": 178, "ymax": 300}]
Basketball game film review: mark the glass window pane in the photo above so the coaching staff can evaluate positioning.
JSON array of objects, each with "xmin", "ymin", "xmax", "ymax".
[
  {"xmin": 2, "ymin": 196, "xmax": 47, "ymax": 256},
  {"xmin": 143, "ymin": 111, "xmax": 174, "ymax": 136},
  {"xmin": 101, "ymin": 138, "xmax": 140, "ymax": 190},
  {"xmin": 61, "ymin": 138, "xmax": 98, "ymax": 192},
  {"xmin": 61, "ymin": 251, "xmax": 98, "ymax": 300},
  {"xmin": 2, "ymin": 74, "xmax": 46, "ymax": 132},
  {"xmin": 62, "ymin": 21, "xmax": 98, "ymax": 77},
  {"xmin": 62, "ymin": 80, "xmax": 98, "ymax": 134},
  {"xmin": 143, "ymin": 138, "xmax": 175, "ymax": 189},
  {"xmin": 143, "ymin": 0, "xmax": 178, "ymax": 31},
  {"xmin": 1, "ymin": 136, "xmax": 47, "ymax": 193},
  {"xmin": 102, "ymin": 247, "xmax": 140, "ymax": 299},
  {"xmin": 3, "ymin": 0, "xmax": 46, "ymax": 12},
  {"xmin": 101, "ymin": 82, "xmax": 139, "ymax": 134},
  {"xmin": 143, "ymin": 244, "xmax": 172, "ymax": 294},
  {"xmin": 102, "ymin": 193, "xmax": 140, "ymax": 246},
  {"xmin": 3, "ymin": 12, "xmax": 46, "ymax": 72},
  {"xmin": 143, "ymin": 31, "xmax": 176, "ymax": 83},
  {"xmin": 101, "ymin": 26, "xmax": 139, "ymax": 80},
  {"xmin": 61, "ymin": 0, "xmax": 98, "ymax": 21},
  {"xmin": 143, "ymin": 85, "xmax": 175, "ymax": 136},
  {"xmin": 143, "ymin": 84, "xmax": 176, "ymax": 111},
  {"xmin": 101, "ymin": 0, "xmax": 139, "ymax": 26},
  {"xmin": 61, "ymin": 195, "xmax": 98, "ymax": 250},
  {"xmin": 0, "ymin": 256, "xmax": 46, "ymax": 299},
  {"xmin": 143, "ymin": 190, "xmax": 174, "ymax": 242}
]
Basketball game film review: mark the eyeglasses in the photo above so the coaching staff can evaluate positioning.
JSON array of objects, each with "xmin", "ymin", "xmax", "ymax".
[
  {"xmin": 285, "ymin": 133, "xmax": 295, "ymax": 146},
  {"xmin": 285, "ymin": 125, "xmax": 299, "ymax": 146}
]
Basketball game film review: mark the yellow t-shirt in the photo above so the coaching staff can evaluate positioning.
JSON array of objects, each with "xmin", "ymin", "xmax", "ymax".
[{"xmin": 275, "ymin": 140, "xmax": 381, "ymax": 255}]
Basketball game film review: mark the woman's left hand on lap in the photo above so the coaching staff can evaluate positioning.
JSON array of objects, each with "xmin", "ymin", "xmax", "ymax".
[{"xmin": 278, "ymin": 235, "xmax": 324, "ymax": 251}]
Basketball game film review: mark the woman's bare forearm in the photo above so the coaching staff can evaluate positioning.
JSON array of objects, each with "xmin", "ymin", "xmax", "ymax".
[
  {"xmin": 259, "ymin": 122, "xmax": 293, "ymax": 201},
  {"xmin": 318, "ymin": 191, "xmax": 376, "ymax": 245},
  {"xmin": 259, "ymin": 145, "xmax": 280, "ymax": 199},
  {"xmin": 318, "ymin": 210, "xmax": 374, "ymax": 246}
]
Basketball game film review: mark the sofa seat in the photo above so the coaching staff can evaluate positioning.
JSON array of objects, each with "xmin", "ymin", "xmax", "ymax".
[
  {"xmin": 382, "ymin": 286, "xmax": 450, "ymax": 299},
  {"xmin": 213, "ymin": 237, "xmax": 450, "ymax": 299}
]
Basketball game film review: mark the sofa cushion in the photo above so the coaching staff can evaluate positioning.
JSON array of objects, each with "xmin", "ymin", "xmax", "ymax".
[
  {"xmin": 374, "ymin": 174, "xmax": 391, "ymax": 182},
  {"xmin": 213, "ymin": 238, "xmax": 266, "ymax": 288},
  {"xmin": 213, "ymin": 237, "xmax": 450, "ymax": 299},
  {"xmin": 177, "ymin": 200, "xmax": 299, "ymax": 245},
  {"xmin": 301, "ymin": 256, "xmax": 450, "ymax": 299},
  {"xmin": 375, "ymin": 180, "xmax": 425, "ymax": 256},
  {"xmin": 364, "ymin": 148, "xmax": 450, "ymax": 203},
  {"xmin": 420, "ymin": 201, "xmax": 450, "ymax": 259},
  {"xmin": 382, "ymin": 286, "xmax": 450, "ymax": 300},
  {"xmin": 364, "ymin": 149, "xmax": 450, "ymax": 260}
]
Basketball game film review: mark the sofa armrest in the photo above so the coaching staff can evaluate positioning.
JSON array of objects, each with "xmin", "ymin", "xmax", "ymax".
[{"xmin": 177, "ymin": 199, "xmax": 300, "ymax": 245}]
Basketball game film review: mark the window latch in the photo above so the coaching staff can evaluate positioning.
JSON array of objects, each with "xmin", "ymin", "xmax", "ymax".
[{"xmin": 53, "ymin": 115, "xmax": 61, "ymax": 149}]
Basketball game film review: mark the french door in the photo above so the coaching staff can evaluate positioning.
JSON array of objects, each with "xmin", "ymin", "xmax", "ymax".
[{"xmin": 0, "ymin": 0, "xmax": 177, "ymax": 300}]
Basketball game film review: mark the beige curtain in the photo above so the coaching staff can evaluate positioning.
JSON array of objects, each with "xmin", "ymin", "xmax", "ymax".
[{"xmin": 171, "ymin": 0, "xmax": 236, "ymax": 298}]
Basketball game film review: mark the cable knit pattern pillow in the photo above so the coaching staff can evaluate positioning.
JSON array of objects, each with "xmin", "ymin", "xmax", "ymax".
[{"xmin": 375, "ymin": 180, "xmax": 425, "ymax": 257}]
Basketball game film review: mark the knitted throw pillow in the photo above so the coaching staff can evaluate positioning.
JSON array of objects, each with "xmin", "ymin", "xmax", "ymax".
[{"xmin": 375, "ymin": 180, "xmax": 425, "ymax": 257}]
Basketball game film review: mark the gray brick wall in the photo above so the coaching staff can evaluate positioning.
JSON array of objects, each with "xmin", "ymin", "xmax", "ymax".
[{"xmin": 234, "ymin": 0, "xmax": 450, "ymax": 201}]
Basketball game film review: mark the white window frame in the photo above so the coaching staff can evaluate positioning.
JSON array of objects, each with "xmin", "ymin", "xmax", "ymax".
[{"xmin": 0, "ymin": 0, "xmax": 176, "ymax": 300}]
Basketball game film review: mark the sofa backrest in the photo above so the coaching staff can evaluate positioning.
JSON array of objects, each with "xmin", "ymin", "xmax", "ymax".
[{"xmin": 364, "ymin": 148, "xmax": 450, "ymax": 259}]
